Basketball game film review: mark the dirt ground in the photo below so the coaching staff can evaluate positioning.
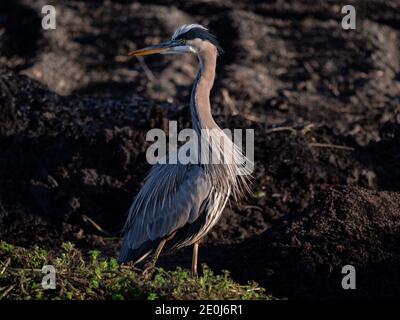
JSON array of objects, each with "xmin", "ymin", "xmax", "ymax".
[{"xmin": 1, "ymin": 0, "xmax": 400, "ymax": 299}]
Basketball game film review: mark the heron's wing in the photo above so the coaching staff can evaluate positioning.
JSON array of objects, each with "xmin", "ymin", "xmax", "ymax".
[{"xmin": 120, "ymin": 163, "xmax": 211, "ymax": 260}]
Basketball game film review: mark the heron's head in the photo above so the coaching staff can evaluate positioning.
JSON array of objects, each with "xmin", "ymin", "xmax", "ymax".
[{"xmin": 128, "ymin": 24, "xmax": 223, "ymax": 57}]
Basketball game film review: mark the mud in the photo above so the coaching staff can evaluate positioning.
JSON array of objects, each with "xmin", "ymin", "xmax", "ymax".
[{"xmin": 1, "ymin": 0, "xmax": 400, "ymax": 298}]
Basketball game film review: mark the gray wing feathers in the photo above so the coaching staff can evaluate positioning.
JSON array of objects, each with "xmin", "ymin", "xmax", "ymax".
[{"xmin": 121, "ymin": 164, "xmax": 210, "ymax": 253}]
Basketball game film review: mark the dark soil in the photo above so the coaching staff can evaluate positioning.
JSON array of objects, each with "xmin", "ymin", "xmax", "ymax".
[
  {"xmin": 225, "ymin": 186, "xmax": 400, "ymax": 299},
  {"xmin": 1, "ymin": 0, "xmax": 400, "ymax": 299}
]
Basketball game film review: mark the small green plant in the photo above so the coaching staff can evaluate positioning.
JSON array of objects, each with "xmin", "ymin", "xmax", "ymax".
[{"xmin": 0, "ymin": 240, "xmax": 273, "ymax": 300}]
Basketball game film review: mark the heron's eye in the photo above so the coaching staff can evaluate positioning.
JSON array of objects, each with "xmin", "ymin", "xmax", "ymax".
[{"xmin": 181, "ymin": 39, "xmax": 186, "ymax": 45}]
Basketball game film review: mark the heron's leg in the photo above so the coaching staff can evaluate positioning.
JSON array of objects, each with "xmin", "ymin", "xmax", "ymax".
[
  {"xmin": 149, "ymin": 231, "xmax": 176, "ymax": 267},
  {"xmin": 152, "ymin": 239, "xmax": 167, "ymax": 265},
  {"xmin": 191, "ymin": 241, "xmax": 199, "ymax": 277},
  {"xmin": 143, "ymin": 239, "xmax": 167, "ymax": 276},
  {"xmin": 144, "ymin": 232, "xmax": 177, "ymax": 276}
]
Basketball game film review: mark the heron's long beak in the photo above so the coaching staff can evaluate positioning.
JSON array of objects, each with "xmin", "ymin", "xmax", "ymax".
[{"xmin": 128, "ymin": 40, "xmax": 183, "ymax": 57}]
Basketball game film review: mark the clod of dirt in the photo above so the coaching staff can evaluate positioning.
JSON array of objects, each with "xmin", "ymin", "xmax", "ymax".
[{"xmin": 228, "ymin": 186, "xmax": 400, "ymax": 299}]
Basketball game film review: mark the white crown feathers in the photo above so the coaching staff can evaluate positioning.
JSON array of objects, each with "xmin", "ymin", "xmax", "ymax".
[{"xmin": 171, "ymin": 24, "xmax": 208, "ymax": 40}]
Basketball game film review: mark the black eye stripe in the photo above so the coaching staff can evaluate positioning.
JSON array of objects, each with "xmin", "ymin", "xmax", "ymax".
[{"xmin": 173, "ymin": 27, "xmax": 223, "ymax": 54}]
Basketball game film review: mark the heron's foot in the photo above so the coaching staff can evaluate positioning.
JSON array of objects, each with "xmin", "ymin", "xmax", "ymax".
[
  {"xmin": 142, "ymin": 262, "xmax": 156, "ymax": 277},
  {"xmin": 191, "ymin": 270, "xmax": 198, "ymax": 278}
]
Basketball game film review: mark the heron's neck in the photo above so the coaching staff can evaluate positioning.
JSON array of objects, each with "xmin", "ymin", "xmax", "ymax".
[{"xmin": 191, "ymin": 48, "xmax": 219, "ymax": 133}]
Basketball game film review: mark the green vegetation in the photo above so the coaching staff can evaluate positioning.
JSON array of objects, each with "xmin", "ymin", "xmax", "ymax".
[{"xmin": 0, "ymin": 241, "xmax": 271, "ymax": 300}]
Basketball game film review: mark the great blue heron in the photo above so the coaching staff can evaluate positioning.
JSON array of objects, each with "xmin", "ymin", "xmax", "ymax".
[{"xmin": 119, "ymin": 24, "xmax": 251, "ymax": 276}]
